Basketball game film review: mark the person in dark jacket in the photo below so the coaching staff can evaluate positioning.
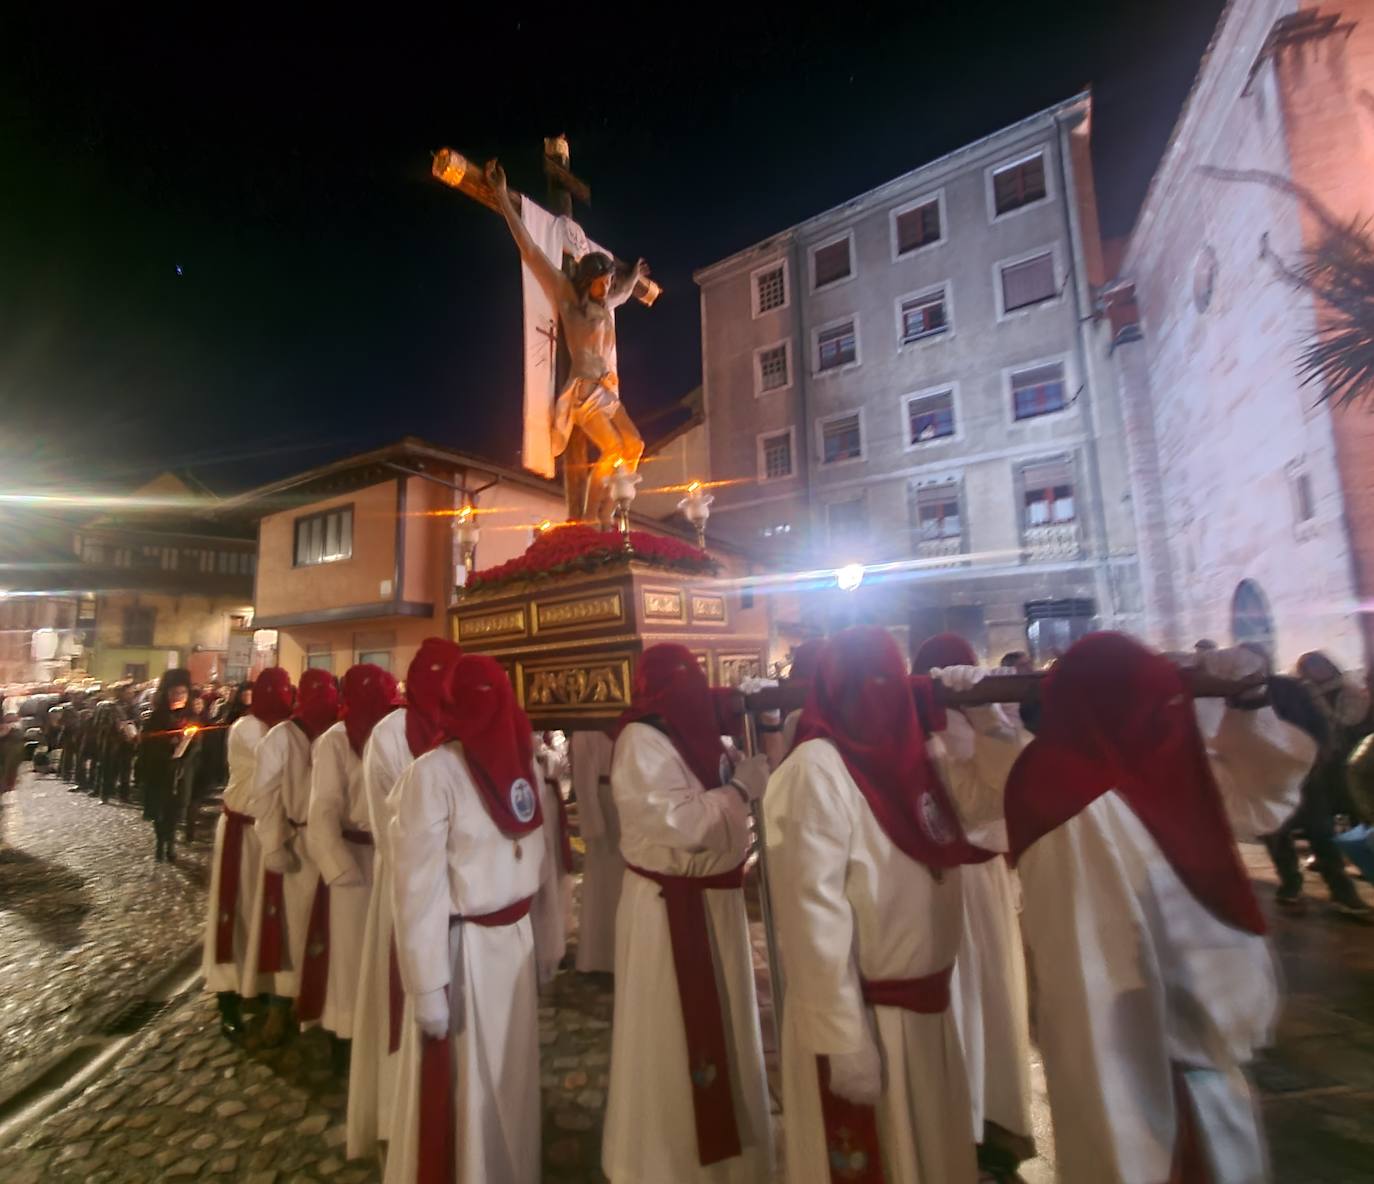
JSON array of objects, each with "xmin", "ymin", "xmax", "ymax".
[{"xmin": 141, "ymin": 669, "xmax": 197, "ymax": 863}]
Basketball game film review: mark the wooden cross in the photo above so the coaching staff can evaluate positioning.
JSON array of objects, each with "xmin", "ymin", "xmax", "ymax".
[{"xmin": 431, "ymin": 142, "xmax": 660, "ymax": 306}]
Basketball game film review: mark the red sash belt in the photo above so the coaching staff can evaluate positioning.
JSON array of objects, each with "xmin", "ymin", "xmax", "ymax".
[
  {"xmin": 627, "ymin": 860, "xmax": 746, "ymax": 1167},
  {"xmin": 818, "ymin": 965, "xmax": 955, "ymax": 1184},
  {"xmin": 342, "ymin": 827, "xmax": 373, "ymax": 846},
  {"xmin": 295, "ymin": 877, "xmax": 330, "ymax": 1022},
  {"xmin": 257, "ymin": 870, "xmax": 287, "ymax": 974},
  {"xmin": 418, "ymin": 895, "xmax": 535, "ymax": 1184},
  {"xmin": 545, "ymin": 778, "xmax": 575, "ymax": 874},
  {"xmin": 214, "ymin": 807, "xmax": 253, "ymax": 964},
  {"xmin": 388, "ymin": 934, "xmax": 404, "ymax": 1055}
]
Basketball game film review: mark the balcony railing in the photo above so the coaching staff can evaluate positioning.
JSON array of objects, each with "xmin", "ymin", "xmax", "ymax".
[
  {"xmin": 914, "ymin": 536, "xmax": 966, "ymax": 568},
  {"xmin": 1022, "ymin": 522, "xmax": 1082, "ymax": 562}
]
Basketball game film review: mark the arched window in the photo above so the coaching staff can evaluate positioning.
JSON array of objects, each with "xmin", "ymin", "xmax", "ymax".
[{"xmin": 1231, "ymin": 579, "xmax": 1275, "ymax": 657}]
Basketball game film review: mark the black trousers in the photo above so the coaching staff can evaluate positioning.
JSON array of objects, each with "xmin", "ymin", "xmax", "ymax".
[
  {"xmin": 100, "ymin": 745, "xmax": 132, "ymax": 801},
  {"xmin": 1265, "ymin": 763, "xmax": 1359, "ymax": 900}
]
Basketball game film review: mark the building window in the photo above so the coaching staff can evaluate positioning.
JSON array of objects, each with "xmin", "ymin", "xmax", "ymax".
[
  {"xmin": 894, "ymin": 198, "xmax": 941, "ymax": 255},
  {"xmin": 122, "ymin": 606, "xmax": 156, "ymax": 648},
  {"xmin": 756, "ymin": 342, "xmax": 790, "ymax": 394},
  {"xmin": 992, "ymin": 152, "xmax": 1047, "ymax": 215},
  {"xmin": 906, "ymin": 390, "xmax": 956, "ymax": 445},
  {"xmin": 758, "ymin": 429, "xmax": 795, "ymax": 481},
  {"xmin": 1021, "ymin": 459, "xmax": 1076, "ymax": 527},
  {"xmin": 1231, "ymin": 579, "xmax": 1275, "ymax": 657},
  {"xmin": 294, "ymin": 505, "xmax": 354, "ymax": 567},
  {"xmin": 1000, "ymin": 252, "xmax": 1057, "ymax": 313},
  {"xmin": 357, "ymin": 649, "xmax": 392, "ymax": 672},
  {"xmin": 753, "ymin": 263, "xmax": 787, "ymax": 315},
  {"xmin": 306, "ymin": 645, "xmax": 335, "ymax": 672},
  {"xmin": 1293, "ymin": 470, "xmax": 1315, "ymax": 523},
  {"xmin": 820, "ymin": 412, "xmax": 863, "ymax": 465},
  {"xmin": 900, "ymin": 290, "xmax": 948, "ymax": 343},
  {"xmin": 816, "ymin": 319, "xmax": 857, "ymax": 372},
  {"xmin": 827, "ymin": 496, "xmax": 868, "ymax": 545},
  {"xmin": 1011, "ymin": 362, "xmax": 1067, "ymax": 421},
  {"xmin": 914, "ymin": 484, "xmax": 961, "ymax": 541},
  {"xmin": 812, "ymin": 236, "xmax": 852, "ymax": 289}
]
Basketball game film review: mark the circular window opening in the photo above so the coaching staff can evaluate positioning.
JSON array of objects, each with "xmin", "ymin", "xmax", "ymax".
[
  {"xmin": 1193, "ymin": 245, "xmax": 1218, "ymax": 314},
  {"xmin": 1231, "ymin": 578, "xmax": 1275, "ymax": 659}
]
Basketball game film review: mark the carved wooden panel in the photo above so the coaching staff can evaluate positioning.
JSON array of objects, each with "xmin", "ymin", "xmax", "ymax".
[
  {"xmin": 716, "ymin": 652, "xmax": 764, "ymax": 686},
  {"xmin": 641, "ymin": 586, "xmax": 686, "ymax": 623},
  {"xmin": 457, "ymin": 607, "xmax": 527, "ymax": 643},
  {"xmin": 691, "ymin": 594, "xmax": 727, "ymax": 626},
  {"xmin": 518, "ymin": 656, "xmax": 633, "ymax": 714},
  {"xmin": 533, "ymin": 591, "xmax": 624, "ymax": 634}
]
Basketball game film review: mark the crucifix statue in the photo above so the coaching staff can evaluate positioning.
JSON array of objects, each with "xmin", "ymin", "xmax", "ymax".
[{"xmin": 432, "ymin": 139, "xmax": 658, "ymax": 525}]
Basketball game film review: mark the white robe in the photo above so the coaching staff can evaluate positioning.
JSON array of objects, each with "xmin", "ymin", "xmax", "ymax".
[
  {"xmin": 347, "ymin": 708, "xmax": 412, "ymax": 1160},
  {"xmin": 201, "ymin": 714, "xmax": 268, "ymax": 994},
  {"xmin": 535, "ymin": 734, "xmax": 576, "ymax": 943},
  {"xmin": 384, "ymin": 743, "xmax": 564, "ymax": 1184},
  {"xmin": 571, "ymin": 729, "xmax": 621, "ymax": 974},
  {"xmin": 307, "ymin": 720, "xmax": 376, "ymax": 1039},
  {"xmin": 1018, "ymin": 702, "xmax": 1315, "ymax": 1184},
  {"xmin": 765, "ymin": 737, "xmax": 980, "ymax": 1184},
  {"xmin": 242, "ymin": 720, "xmax": 319, "ymax": 1000},
  {"xmin": 602, "ymin": 723, "xmax": 772, "ymax": 1184},
  {"xmin": 932, "ymin": 708, "xmax": 1034, "ymax": 1146}
]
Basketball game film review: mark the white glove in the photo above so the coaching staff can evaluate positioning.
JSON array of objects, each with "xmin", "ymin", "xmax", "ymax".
[
  {"xmin": 827, "ymin": 1038, "xmax": 883, "ymax": 1105},
  {"xmin": 1200, "ymin": 646, "xmax": 1267, "ymax": 684},
  {"xmin": 261, "ymin": 846, "xmax": 293, "ymax": 875},
  {"xmin": 728, "ymin": 754, "xmax": 771, "ymax": 803},
  {"xmin": 329, "ymin": 860, "xmax": 364, "ymax": 889},
  {"xmin": 930, "ymin": 665, "xmax": 987, "ymax": 694},
  {"xmin": 414, "ymin": 987, "xmax": 449, "ymax": 1040}
]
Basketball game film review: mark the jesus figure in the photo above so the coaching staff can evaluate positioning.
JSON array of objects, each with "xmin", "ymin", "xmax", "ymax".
[{"xmin": 486, "ymin": 160, "xmax": 649, "ymax": 525}]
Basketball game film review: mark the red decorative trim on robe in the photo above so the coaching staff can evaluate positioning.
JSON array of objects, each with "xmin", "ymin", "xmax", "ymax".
[
  {"xmin": 214, "ymin": 807, "xmax": 252, "ymax": 964},
  {"xmin": 256, "ymin": 870, "xmax": 287, "ymax": 973},
  {"xmin": 626, "ymin": 860, "xmax": 746, "ymax": 1166},
  {"xmin": 295, "ymin": 877, "xmax": 330, "ymax": 1022},
  {"xmin": 817, "ymin": 965, "xmax": 955, "ymax": 1184},
  {"xmin": 417, "ymin": 896, "xmax": 534, "ymax": 1184},
  {"xmin": 388, "ymin": 935, "xmax": 404, "ymax": 1055}
]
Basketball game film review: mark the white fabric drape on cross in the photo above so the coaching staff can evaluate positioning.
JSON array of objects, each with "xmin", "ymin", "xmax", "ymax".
[{"xmin": 519, "ymin": 202, "xmax": 614, "ymax": 478}]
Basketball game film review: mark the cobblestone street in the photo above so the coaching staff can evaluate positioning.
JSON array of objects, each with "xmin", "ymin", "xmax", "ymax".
[{"xmin": 0, "ymin": 772, "xmax": 1371, "ymax": 1180}]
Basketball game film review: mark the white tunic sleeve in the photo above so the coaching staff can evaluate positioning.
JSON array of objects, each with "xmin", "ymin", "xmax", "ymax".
[
  {"xmin": 361, "ymin": 713, "xmax": 411, "ymax": 854},
  {"xmin": 529, "ymin": 767, "xmax": 568, "ymax": 970},
  {"xmin": 1195, "ymin": 702, "xmax": 1315, "ymax": 839},
  {"xmin": 388, "ymin": 751, "xmax": 454, "ymax": 996},
  {"xmin": 612, "ymin": 723, "xmax": 749, "ymax": 857},
  {"xmin": 932, "ymin": 707, "xmax": 1022, "ymax": 852},
  {"xmin": 308, "ymin": 725, "xmax": 359, "ymax": 885},
  {"xmin": 251, "ymin": 723, "xmax": 292, "ymax": 856},
  {"xmin": 763, "ymin": 746, "xmax": 868, "ymax": 1055}
]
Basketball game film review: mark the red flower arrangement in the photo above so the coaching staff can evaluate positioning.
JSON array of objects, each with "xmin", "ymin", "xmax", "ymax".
[{"xmin": 465, "ymin": 524, "xmax": 718, "ymax": 593}]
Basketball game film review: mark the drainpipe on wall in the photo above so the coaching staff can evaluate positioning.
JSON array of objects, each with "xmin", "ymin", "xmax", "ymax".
[{"xmin": 1054, "ymin": 109, "xmax": 1117, "ymax": 629}]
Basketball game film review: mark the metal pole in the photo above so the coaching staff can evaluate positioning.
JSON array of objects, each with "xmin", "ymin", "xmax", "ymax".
[{"xmin": 741, "ymin": 710, "xmax": 785, "ymax": 1070}]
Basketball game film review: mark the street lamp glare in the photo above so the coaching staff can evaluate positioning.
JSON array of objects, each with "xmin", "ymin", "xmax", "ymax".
[{"xmin": 837, "ymin": 563, "xmax": 865, "ymax": 592}]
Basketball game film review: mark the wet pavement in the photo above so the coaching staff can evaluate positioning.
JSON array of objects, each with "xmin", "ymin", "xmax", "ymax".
[
  {"xmin": 0, "ymin": 771, "xmax": 212, "ymax": 1106},
  {"xmin": 0, "ymin": 768, "xmax": 1371, "ymax": 1180}
]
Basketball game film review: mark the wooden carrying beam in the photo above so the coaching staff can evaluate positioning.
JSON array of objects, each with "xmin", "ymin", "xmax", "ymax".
[
  {"xmin": 737, "ymin": 668, "xmax": 1266, "ymax": 716},
  {"xmin": 431, "ymin": 147, "xmax": 660, "ymax": 306}
]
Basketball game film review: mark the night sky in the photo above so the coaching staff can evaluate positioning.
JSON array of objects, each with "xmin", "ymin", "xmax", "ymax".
[{"xmin": 0, "ymin": 3, "xmax": 1224, "ymax": 496}]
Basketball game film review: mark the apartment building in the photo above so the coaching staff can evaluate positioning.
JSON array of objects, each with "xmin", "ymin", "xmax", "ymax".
[{"xmin": 695, "ymin": 93, "xmax": 1140, "ymax": 660}]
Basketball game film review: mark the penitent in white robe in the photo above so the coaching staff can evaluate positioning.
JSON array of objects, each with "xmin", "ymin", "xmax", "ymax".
[
  {"xmin": 1018, "ymin": 702, "xmax": 1315, "ymax": 1184},
  {"xmin": 347, "ymin": 707, "xmax": 412, "ymax": 1160},
  {"xmin": 201, "ymin": 714, "xmax": 269, "ymax": 995},
  {"xmin": 571, "ymin": 729, "xmax": 621, "ymax": 974},
  {"xmin": 242, "ymin": 720, "xmax": 319, "ymax": 1000},
  {"xmin": 931, "ymin": 707, "xmax": 1034, "ymax": 1149},
  {"xmin": 384, "ymin": 743, "xmax": 564, "ymax": 1184},
  {"xmin": 307, "ymin": 720, "xmax": 377, "ymax": 1039},
  {"xmin": 765, "ymin": 736, "xmax": 982, "ymax": 1184},
  {"xmin": 602, "ymin": 723, "xmax": 773, "ymax": 1184}
]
